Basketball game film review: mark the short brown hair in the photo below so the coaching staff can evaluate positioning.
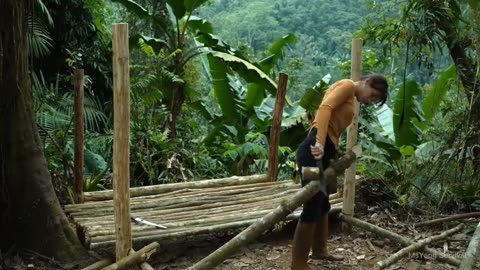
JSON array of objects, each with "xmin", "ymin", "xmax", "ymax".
[{"xmin": 361, "ymin": 74, "xmax": 389, "ymax": 106}]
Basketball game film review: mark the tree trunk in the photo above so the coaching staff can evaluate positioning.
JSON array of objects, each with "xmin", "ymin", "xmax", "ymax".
[
  {"xmin": 0, "ymin": 0, "xmax": 88, "ymax": 260},
  {"xmin": 168, "ymin": 52, "xmax": 186, "ymax": 144}
]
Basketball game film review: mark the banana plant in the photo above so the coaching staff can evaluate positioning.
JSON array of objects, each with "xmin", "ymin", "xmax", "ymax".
[
  {"xmin": 363, "ymin": 65, "xmax": 458, "ymax": 175},
  {"xmin": 113, "ymin": 0, "xmax": 290, "ymax": 147}
]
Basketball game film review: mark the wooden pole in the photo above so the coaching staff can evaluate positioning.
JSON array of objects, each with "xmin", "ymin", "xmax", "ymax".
[
  {"xmin": 458, "ymin": 221, "xmax": 480, "ymax": 270},
  {"xmin": 103, "ymin": 242, "xmax": 160, "ymax": 270},
  {"xmin": 414, "ymin": 212, "xmax": 480, "ymax": 228},
  {"xmin": 338, "ymin": 214, "xmax": 461, "ymax": 266},
  {"xmin": 112, "ymin": 23, "xmax": 132, "ymax": 261},
  {"xmin": 74, "ymin": 69, "xmax": 85, "ymax": 204},
  {"xmin": 373, "ymin": 224, "xmax": 464, "ymax": 270},
  {"xmin": 342, "ymin": 38, "xmax": 362, "ymax": 218},
  {"xmin": 267, "ymin": 73, "xmax": 288, "ymax": 182}
]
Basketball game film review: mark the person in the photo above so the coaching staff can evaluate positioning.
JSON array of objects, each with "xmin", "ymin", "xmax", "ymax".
[{"xmin": 291, "ymin": 74, "xmax": 389, "ymax": 270}]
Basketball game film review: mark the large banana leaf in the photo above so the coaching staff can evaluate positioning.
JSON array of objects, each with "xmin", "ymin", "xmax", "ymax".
[
  {"xmin": 208, "ymin": 51, "xmax": 277, "ymax": 95},
  {"xmin": 393, "ymin": 81, "xmax": 424, "ymax": 147},
  {"xmin": 129, "ymin": 34, "xmax": 168, "ymax": 55},
  {"xmin": 299, "ymin": 74, "xmax": 331, "ymax": 113},
  {"xmin": 166, "ymin": 0, "xmax": 185, "ymax": 18},
  {"xmin": 246, "ymin": 34, "xmax": 297, "ymax": 110},
  {"xmin": 188, "ymin": 16, "xmax": 213, "ymax": 34},
  {"xmin": 417, "ymin": 65, "xmax": 456, "ymax": 129},
  {"xmin": 184, "ymin": 0, "xmax": 210, "ymax": 13},
  {"xmin": 111, "ymin": 0, "xmax": 151, "ymax": 18},
  {"xmin": 207, "ymin": 55, "xmax": 241, "ymax": 123},
  {"xmin": 376, "ymin": 104, "xmax": 395, "ymax": 141},
  {"xmin": 254, "ymin": 97, "xmax": 306, "ymax": 128}
]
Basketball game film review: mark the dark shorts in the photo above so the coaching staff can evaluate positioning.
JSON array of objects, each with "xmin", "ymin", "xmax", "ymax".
[{"xmin": 295, "ymin": 128, "xmax": 336, "ymax": 223}]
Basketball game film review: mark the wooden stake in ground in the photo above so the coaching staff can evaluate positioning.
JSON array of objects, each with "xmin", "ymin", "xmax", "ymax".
[
  {"xmin": 414, "ymin": 212, "xmax": 480, "ymax": 228},
  {"xmin": 267, "ymin": 72, "xmax": 288, "ymax": 182},
  {"xmin": 188, "ymin": 151, "xmax": 357, "ymax": 270},
  {"xmin": 338, "ymin": 214, "xmax": 460, "ymax": 266},
  {"xmin": 373, "ymin": 224, "xmax": 464, "ymax": 270},
  {"xmin": 112, "ymin": 22, "xmax": 132, "ymax": 261},
  {"xmin": 74, "ymin": 69, "xmax": 85, "ymax": 204},
  {"xmin": 342, "ymin": 38, "xmax": 362, "ymax": 218},
  {"xmin": 458, "ymin": 221, "xmax": 480, "ymax": 270},
  {"xmin": 102, "ymin": 242, "xmax": 159, "ymax": 270}
]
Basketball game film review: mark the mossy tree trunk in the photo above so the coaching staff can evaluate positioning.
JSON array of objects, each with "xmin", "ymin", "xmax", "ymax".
[{"xmin": 0, "ymin": 0, "xmax": 88, "ymax": 260}]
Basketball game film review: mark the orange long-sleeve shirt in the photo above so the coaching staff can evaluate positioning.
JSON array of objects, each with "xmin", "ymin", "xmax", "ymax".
[{"xmin": 311, "ymin": 79, "xmax": 356, "ymax": 148}]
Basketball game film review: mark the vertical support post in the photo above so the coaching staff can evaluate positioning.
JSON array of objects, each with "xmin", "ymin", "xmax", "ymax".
[
  {"xmin": 267, "ymin": 73, "xmax": 288, "ymax": 182},
  {"xmin": 74, "ymin": 69, "xmax": 84, "ymax": 204},
  {"xmin": 112, "ymin": 23, "xmax": 132, "ymax": 261},
  {"xmin": 342, "ymin": 38, "xmax": 362, "ymax": 217}
]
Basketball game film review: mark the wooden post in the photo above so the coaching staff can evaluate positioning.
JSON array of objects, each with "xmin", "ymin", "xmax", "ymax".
[
  {"xmin": 112, "ymin": 23, "xmax": 132, "ymax": 261},
  {"xmin": 267, "ymin": 73, "xmax": 288, "ymax": 182},
  {"xmin": 342, "ymin": 38, "xmax": 362, "ymax": 218},
  {"xmin": 74, "ymin": 69, "xmax": 85, "ymax": 204}
]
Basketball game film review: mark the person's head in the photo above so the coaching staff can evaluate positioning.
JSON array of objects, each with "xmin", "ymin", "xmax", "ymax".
[{"xmin": 355, "ymin": 74, "xmax": 389, "ymax": 106}]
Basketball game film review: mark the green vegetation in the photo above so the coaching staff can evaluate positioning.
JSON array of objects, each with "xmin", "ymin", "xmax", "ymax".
[{"xmin": 30, "ymin": 0, "xmax": 480, "ymax": 212}]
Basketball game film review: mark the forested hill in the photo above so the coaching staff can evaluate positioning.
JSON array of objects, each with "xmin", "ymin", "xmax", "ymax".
[{"xmin": 199, "ymin": 0, "xmax": 371, "ymax": 92}]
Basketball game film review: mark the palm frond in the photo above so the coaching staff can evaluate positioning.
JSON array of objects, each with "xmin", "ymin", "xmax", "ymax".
[{"xmin": 28, "ymin": 13, "xmax": 53, "ymax": 58}]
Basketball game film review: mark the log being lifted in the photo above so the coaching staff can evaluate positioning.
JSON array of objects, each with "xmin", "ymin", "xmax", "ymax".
[
  {"xmin": 102, "ymin": 242, "xmax": 159, "ymax": 270},
  {"xmin": 458, "ymin": 221, "xmax": 480, "ymax": 270},
  {"xmin": 188, "ymin": 151, "xmax": 357, "ymax": 270},
  {"xmin": 84, "ymin": 174, "xmax": 268, "ymax": 201},
  {"xmin": 338, "ymin": 214, "xmax": 461, "ymax": 266},
  {"xmin": 373, "ymin": 224, "xmax": 464, "ymax": 270}
]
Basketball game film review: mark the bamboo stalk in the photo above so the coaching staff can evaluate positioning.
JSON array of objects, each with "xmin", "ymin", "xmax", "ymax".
[
  {"xmin": 85, "ymin": 201, "xmax": 345, "ymax": 238},
  {"xmin": 267, "ymin": 72, "xmax": 288, "ymax": 182},
  {"xmin": 338, "ymin": 214, "xmax": 460, "ymax": 266},
  {"xmin": 75, "ymin": 188, "xmax": 309, "ymax": 219},
  {"xmin": 78, "ymin": 195, "xmax": 295, "ymax": 226},
  {"xmin": 112, "ymin": 22, "xmax": 132, "ymax": 261},
  {"xmin": 80, "ymin": 258, "xmax": 112, "ymax": 270},
  {"xmin": 84, "ymin": 174, "xmax": 269, "ymax": 201},
  {"xmin": 66, "ymin": 185, "xmax": 296, "ymax": 214},
  {"xmin": 342, "ymin": 38, "xmax": 362, "ymax": 218},
  {"xmin": 373, "ymin": 224, "xmax": 464, "ymax": 270},
  {"xmin": 414, "ymin": 212, "xmax": 480, "ymax": 228},
  {"xmin": 90, "ymin": 206, "xmax": 343, "ymax": 249},
  {"xmin": 458, "ymin": 221, "xmax": 480, "ymax": 270},
  {"xmin": 103, "ymin": 242, "xmax": 159, "ymax": 270},
  {"xmin": 69, "ymin": 181, "xmax": 294, "ymax": 212}
]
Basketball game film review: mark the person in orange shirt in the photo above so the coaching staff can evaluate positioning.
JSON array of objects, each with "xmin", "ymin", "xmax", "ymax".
[{"xmin": 291, "ymin": 74, "xmax": 389, "ymax": 270}]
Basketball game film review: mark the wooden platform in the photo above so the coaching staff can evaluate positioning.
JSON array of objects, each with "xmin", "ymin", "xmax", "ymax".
[{"xmin": 64, "ymin": 174, "xmax": 343, "ymax": 249}]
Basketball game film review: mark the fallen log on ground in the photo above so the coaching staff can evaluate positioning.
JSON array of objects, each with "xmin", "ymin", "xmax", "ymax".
[
  {"xmin": 373, "ymin": 224, "xmax": 464, "ymax": 270},
  {"xmin": 188, "ymin": 151, "xmax": 357, "ymax": 270},
  {"xmin": 414, "ymin": 212, "xmax": 480, "ymax": 228},
  {"xmin": 84, "ymin": 174, "xmax": 269, "ymax": 201},
  {"xmin": 102, "ymin": 242, "xmax": 159, "ymax": 270},
  {"xmin": 80, "ymin": 258, "xmax": 112, "ymax": 270},
  {"xmin": 338, "ymin": 214, "xmax": 460, "ymax": 266},
  {"xmin": 458, "ymin": 221, "xmax": 480, "ymax": 270}
]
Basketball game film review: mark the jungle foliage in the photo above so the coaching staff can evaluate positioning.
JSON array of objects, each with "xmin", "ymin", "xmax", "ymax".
[{"xmin": 31, "ymin": 0, "xmax": 480, "ymax": 211}]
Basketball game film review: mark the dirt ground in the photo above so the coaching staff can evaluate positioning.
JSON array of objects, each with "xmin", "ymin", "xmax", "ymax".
[
  {"xmin": 2, "ymin": 211, "xmax": 476, "ymax": 270},
  {"xmin": 1, "ymin": 183, "xmax": 478, "ymax": 270}
]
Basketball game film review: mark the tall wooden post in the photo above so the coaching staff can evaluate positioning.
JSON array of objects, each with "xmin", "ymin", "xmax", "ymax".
[
  {"xmin": 74, "ymin": 69, "xmax": 85, "ymax": 204},
  {"xmin": 342, "ymin": 38, "xmax": 362, "ymax": 218},
  {"xmin": 112, "ymin": 23, "xmax": 132, "ymax": 261},
  {"xmin": 267, "ymin": 73, "xmax": 288, "ymax": 182}
]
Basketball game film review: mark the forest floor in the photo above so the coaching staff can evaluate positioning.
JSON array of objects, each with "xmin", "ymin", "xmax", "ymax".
[{"xmin": 1, "ymin": 181, "xmax": 479, "ymax": 270}]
